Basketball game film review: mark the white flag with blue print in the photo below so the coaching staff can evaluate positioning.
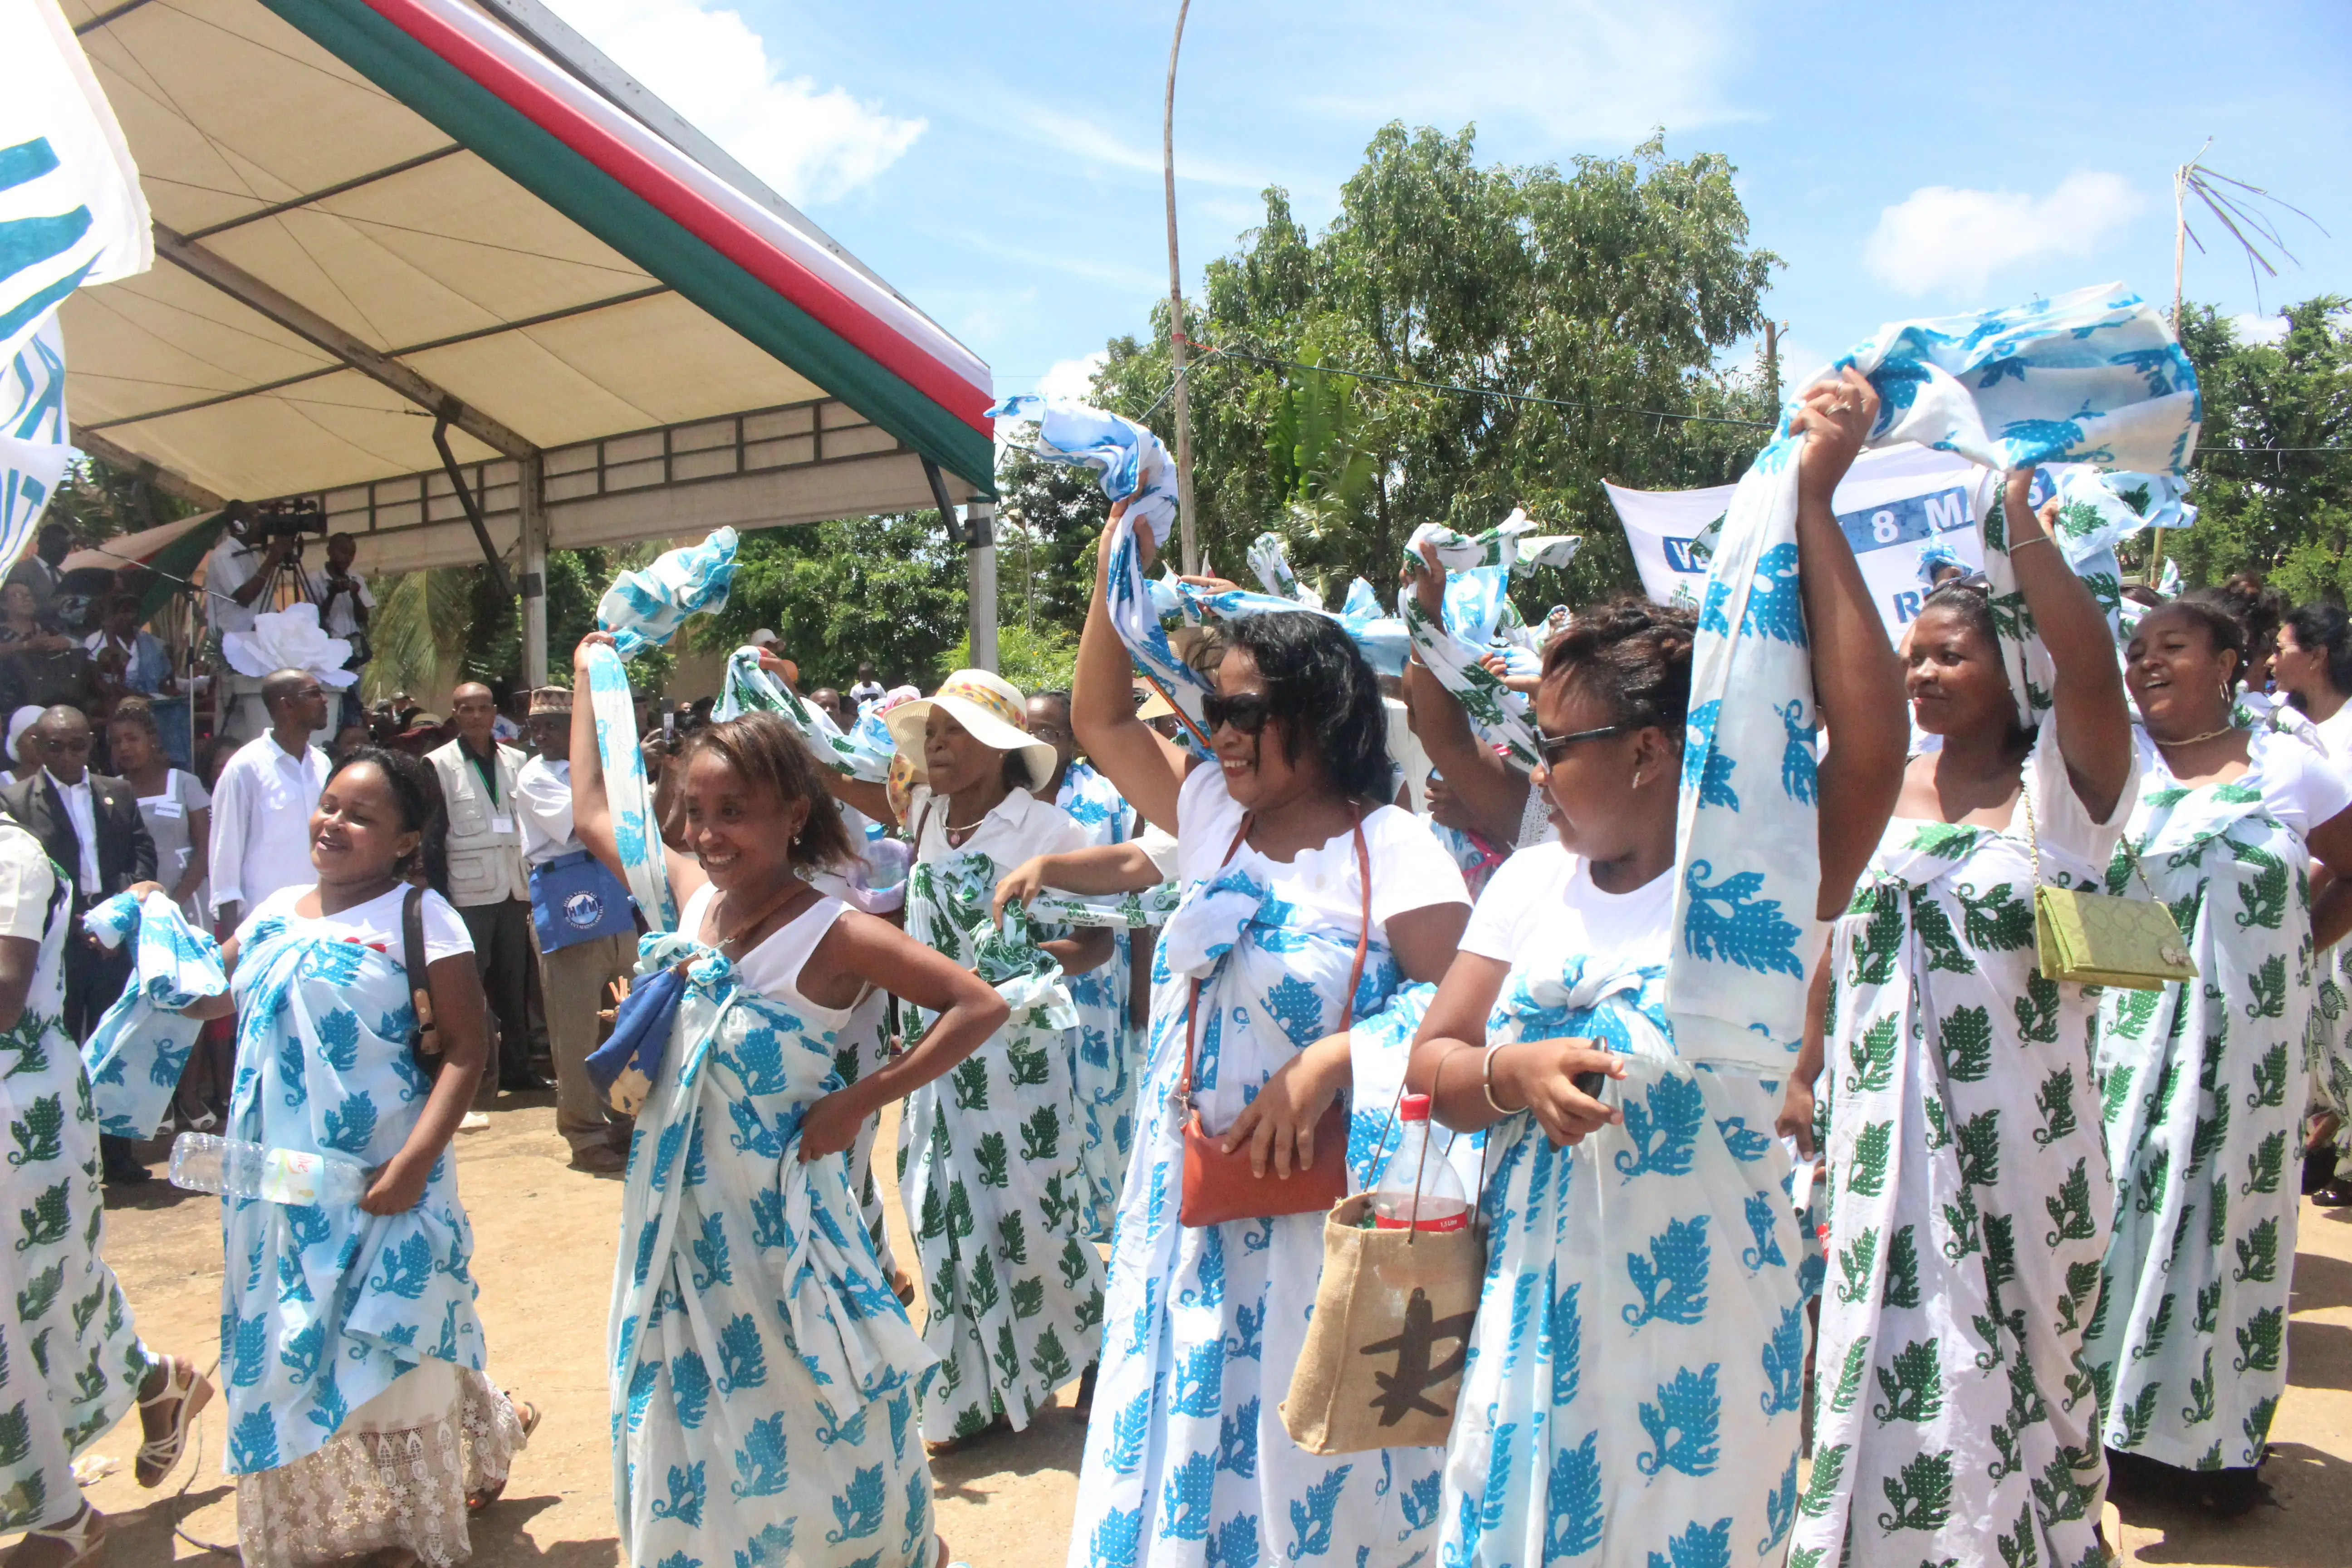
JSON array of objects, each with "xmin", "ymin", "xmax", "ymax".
[
  {"xmin": 0, "ymin": 0, "xmax": 149, "ymax": 365},
  {"xmin": 1672, "ymin": 282, "xmax": 2200, "ymax": 1073}
]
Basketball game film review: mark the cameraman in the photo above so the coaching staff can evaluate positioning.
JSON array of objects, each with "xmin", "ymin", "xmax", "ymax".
[
  {"xmin": 304, "ymin": 532, "xmax": 372, "ymax": 728},
  {"xmin": 202, "ymin": 504, "xmax": 302, "ymax": 743}
]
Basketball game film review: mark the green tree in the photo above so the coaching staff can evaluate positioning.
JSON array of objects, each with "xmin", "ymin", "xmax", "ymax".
[
  {"xmin": 696, "ymin": 514, "xmax": 967, "ymax": 691},
  {"xmin": 2165, "ymin": 297, "xmax": 2352, "ymax": 602},
  {"xmin": 1088, "ymin": 124, "xmax": 1779, "ymax": 615},
  {"xmin": 42, "ymin": 457, "xmax": 196, "ymax": 542}
]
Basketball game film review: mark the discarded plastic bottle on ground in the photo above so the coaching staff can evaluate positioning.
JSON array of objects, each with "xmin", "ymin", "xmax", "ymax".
[
  {"xmin": 1370, "ymin": 1093, "xmax": 1471, "ymax": 1232},
  {"xmin": 168, "ymin": 1132, "xmax": 369, "ymax": 1207}
]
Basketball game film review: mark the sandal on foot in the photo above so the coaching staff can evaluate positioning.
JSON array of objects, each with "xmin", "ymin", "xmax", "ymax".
[
  {"xmin": 135, "ymin": 1355, "xmax": 215, "ymax": 1488},
  {"xmin": 465, "ymin": 1399, "xmax": 541, "ymax": 1512},
  {"xmin": 7, "ymin": 1503, "xmax": 105, "ymax": 1568}
]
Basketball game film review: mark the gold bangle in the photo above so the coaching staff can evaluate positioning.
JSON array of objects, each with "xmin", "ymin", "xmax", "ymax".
[{"xmin": 1483, "ymin": 1042, "xmax": 1522, "ymax": 1115}]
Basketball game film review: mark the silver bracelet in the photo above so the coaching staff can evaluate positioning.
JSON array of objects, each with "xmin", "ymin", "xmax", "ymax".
[
  {"xmin": 1482, "ymin": 1042, "xmax": 1521, "ymax": 1115},
  {"xmin": 2010, "ymin": 534, "xmax": 2056, "ymax": 554}
]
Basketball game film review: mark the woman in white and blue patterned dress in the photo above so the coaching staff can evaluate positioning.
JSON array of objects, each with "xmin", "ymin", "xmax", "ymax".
[
  {"xmin": 568, "ymin": 636, "xmax": 1012, "ymax": 1567},
  {"xmin": 181, "ymin": 747, "xmax": 531, "ymax": 1568},
  {"xmin": 1063, "ymin": 510, "xmax": 1473, "ymax": 1568},
  {"xmin": 1029, "ymin": 689, "xmax": 1147, "ymax": 1239},
  {"xmin": 1404, "ymin": 373, "xmax": 1908, "ymax": 1568}
]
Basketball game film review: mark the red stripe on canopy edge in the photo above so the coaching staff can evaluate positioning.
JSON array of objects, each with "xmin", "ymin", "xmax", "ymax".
[{"xmin": 356, "ymin": 0, "xmax": 992, "ymax": 437}]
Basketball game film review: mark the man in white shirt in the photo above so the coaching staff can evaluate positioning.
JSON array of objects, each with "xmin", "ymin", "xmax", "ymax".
[
  {"xmin": 301, "ymin": 531, "xmax": 372, "ymax": 730},
  {"xmin": 203, "ymin": 508, "xmax": 304, "ymax": 742},
  {"xmin": 208, "ymin": 670, "xmax": 332, "ymax": 935},
  {"xmin": 427, "ymin": 682, "xmax": 543, "ymax": 1102},
  {"xmin": 847, "ymin": 660, "xmax": 884, "ymax": 710},
  {"xmin": 515, "ymin": 687, "xmax": 634, "ymax": 1171}
]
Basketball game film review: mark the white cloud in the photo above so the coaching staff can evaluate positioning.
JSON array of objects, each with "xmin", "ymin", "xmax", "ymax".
[
  {"xmin": 1863, "ymin": 172, "xmax": 2144, "ymax": 297},
  {"xmin": 1037, "ymin": 352, "xmax": 1107, "ymax": 403},
  {"xmin": 992, "ymin": 98, "xmax": 1272, "ymax": 191},
  {"xmin": 2230, "ymin": 311, "xmax": 2291, "ymax": 345},
  {"xmin": 547, "ymin": 0, "xmax": 923, "ymax": 205},
  {"xmin": 1303, "ymin": 0, "xmax": 1749, "ymax": 145}
]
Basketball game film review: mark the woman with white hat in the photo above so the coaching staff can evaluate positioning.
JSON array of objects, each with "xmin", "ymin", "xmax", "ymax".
[{"xmin": 817, "ymin": 667, "xmax": 1115, "ymax": 1452}]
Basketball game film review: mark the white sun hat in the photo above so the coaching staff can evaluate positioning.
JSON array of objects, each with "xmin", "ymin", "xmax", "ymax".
[{"xmin": 885, "ymin": 668, "xmax": 1059, "ymax": 793}]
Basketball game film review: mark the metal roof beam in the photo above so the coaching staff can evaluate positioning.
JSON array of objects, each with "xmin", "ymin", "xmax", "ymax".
[
  {"xmin": 181, "ymin": 145, "xmax": 467, "ymax": 242},
  {"xmin": 66, "ymin": 426, "xmax": 226, "ymax": 508},
  {"xmin": 152, "ymin": 222, "xmax": 538, "ymax": 461}
]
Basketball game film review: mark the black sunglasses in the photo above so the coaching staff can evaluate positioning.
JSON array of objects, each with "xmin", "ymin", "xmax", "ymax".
[
  {"xmin": 1201, "ymin": 692, "xmax": 1273, "ymax": 735},
  {"xmin": 1533, "ymin": 722, "xmax": 1630, "ymax": 766}
]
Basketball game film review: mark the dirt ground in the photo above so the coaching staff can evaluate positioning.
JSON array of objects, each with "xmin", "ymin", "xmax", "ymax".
[{"xmin": 33, "ymin": 1095, "xmax": 2352, "ymax": 1566}]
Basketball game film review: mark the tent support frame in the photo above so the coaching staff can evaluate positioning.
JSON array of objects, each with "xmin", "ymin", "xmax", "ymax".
[{"xmin": 153, "ymin": 223, "xmax": 539, "ymax": 464}]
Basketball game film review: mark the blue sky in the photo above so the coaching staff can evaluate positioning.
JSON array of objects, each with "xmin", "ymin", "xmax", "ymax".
[{"xmin": 552, "ymin": 0, "xmax": 2352, "ymax": 404}]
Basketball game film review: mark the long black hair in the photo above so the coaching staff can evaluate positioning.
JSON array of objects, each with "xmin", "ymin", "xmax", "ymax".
[
  {"xmin": 1209, "ymin": 611, "xmax": 1392, "ymax": 804},
  {"xmin": 325, "ymin": 746, "xmax": 450, "ymax": 895}
]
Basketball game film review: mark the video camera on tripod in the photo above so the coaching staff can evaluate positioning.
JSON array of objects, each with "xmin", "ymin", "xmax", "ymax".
[{"xmin": 234, "ymin": 498, "xmax": 329, "ymax": 544}]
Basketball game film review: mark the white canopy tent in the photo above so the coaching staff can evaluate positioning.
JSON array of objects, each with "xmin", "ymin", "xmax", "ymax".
[{"xmin": 59, "ymin": 0, "xmax": 999, "ymax": 681}]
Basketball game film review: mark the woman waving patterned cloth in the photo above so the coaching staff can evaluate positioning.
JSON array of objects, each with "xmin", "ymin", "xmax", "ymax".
[
  {"xmin": 812, "ymin": 668, "xmax": 1115, "ymax": 1451},
  {"xmin": 1782, "ymin": 471, "xmax": 2136, "ymax": 1568},
  {"xmin": 1404, "ymin": 371, "xmax": 1907, "ymax": 1568},
  {"xmin": 1063, "ymin": 503, "xmax": 1473, "ymax": 1568},
  {"xmin": 178, "ymin": 748, "xmax": 531, "ymax": 1568},
  {"xmin": 570, "ymin": 634, "xmax": 1009, "ymax": 1567},
  {"xmin": 2087, "ymin": 594, "xmax": 2352, "ymax": 1515},
  {"xmin": 0, "ymin": 819, "xmax": 212, "ymax": 1566}
]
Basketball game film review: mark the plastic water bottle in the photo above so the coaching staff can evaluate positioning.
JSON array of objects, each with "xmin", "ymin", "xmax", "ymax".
[
  {"xmin": 1371, "ymin": 1094, "xmax": 1471, "ymax": 1232},
  {"xmin": 168, "ymin": 1133, "xmax": 370, "ymax": 1208}
]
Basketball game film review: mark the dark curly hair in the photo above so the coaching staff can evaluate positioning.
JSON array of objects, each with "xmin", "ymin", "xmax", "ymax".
[
  {"xmin": 678, "ymin": 710, "xmax": 857, "ymax": 871},
  {"xmin": 1539, "ymin": 596, "xmax": 1697, "ymax": 739},
  {"xmin": 325, "ymin": 746, "xmax": 450, "ymax": 895},
  {"xmin": 2160, "ymin": 590, "xmax": 2250, "ymax": 683},
  {"xmin": 2284, "ymin": 602, "xmax": 2352, "ymax": 695},
  {"xmin": 1204, "ymin": 611, "xmax": 1392, "ymax": 804}
]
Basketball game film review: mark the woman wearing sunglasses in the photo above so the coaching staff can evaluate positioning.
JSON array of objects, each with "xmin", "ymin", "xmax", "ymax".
[
  {"xmin": 1401, "ymin": 368, "xmax": 1909, "ymax": 1568},
  {"xmin": 1779, "ymin": 471, "xmax": 2134, "ymax": 1566},
  {"xmin": 1063, "ymin": 519, "xmax": 1472, "ymax": 1567}
]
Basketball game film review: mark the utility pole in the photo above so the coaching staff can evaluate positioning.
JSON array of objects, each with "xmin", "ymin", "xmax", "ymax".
[
  {"xmin": 1163, "ymin": 0, "xmax": 1200, "ymax": 573},
  {"xmin": 1763, "ymin": 320, "xmax": 1783, "ymax": 412}
]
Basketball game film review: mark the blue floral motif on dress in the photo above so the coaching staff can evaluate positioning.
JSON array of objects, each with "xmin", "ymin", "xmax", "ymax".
[
  {"xmin": 79, "ymin": 890, "xmax": 225, "ymax": 1138},
  {"xmin": 218, "ymin": 916, "xmax": 486, "ymax": 1475}
]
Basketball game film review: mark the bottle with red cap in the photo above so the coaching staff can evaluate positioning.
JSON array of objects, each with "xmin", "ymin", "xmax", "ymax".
[{"xmin": 1370, "ymin": 1093, "xmax": 1471, "ymax": 1232}]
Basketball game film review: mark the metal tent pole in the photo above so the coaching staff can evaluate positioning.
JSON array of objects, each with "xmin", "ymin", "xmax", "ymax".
[{"xmin": 519, "ymin": 453, "xmax": 549, "ymax": 687}]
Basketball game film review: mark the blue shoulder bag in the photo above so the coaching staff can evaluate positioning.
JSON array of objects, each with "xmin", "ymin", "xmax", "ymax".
[{"xmin": 529, "ymin": 849, "xmax": 638, "ymax": 953}]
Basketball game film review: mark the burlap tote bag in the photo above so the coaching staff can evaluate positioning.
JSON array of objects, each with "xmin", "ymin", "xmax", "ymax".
[{"xmin": 1280, "ymin": 1117, "xmax": 1485, "ymax": 1454}]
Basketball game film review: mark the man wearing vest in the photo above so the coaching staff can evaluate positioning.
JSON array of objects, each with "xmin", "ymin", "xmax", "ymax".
[{"xmin": 428, "ymin": 682, "xmax": 547, "ymax": 1102}]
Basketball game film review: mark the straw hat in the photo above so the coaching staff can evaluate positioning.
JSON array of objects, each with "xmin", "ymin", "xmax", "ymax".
[{"xmin": 885, "ymin": 668, "xmax": 1058, "ymax": 792}]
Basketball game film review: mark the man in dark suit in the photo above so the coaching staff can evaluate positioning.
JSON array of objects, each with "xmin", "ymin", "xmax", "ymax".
[{"xmin": 2, "ymin": 706, "xmax": 157, "ymax": 1182}]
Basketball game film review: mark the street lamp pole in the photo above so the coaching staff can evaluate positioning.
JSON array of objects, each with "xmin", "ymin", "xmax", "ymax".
[{"xmin": 1163, "ymin": 0, "xmax": 1199, "ymax": 574}]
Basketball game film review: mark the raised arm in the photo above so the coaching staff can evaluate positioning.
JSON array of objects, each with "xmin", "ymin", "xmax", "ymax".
[
  {"xmin": 569, "ymin": 633, "xmax": 706, "ymax": 905},
  {"xmin": 2003, "ymin": 470, "xmax": 2132, "ymax": 822},
  {"xmin": 1792, "ymin": 367, "xmax": 1909, "ymax": 917},
  {"xmin": 1072, "ymin": 499, "xmax": 1193, "ymax": 834}
]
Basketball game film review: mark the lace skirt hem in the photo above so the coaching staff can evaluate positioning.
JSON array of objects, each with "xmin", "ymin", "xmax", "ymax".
[{"xmin": 235, "ymin": 1367, "xmax": 528, "ymax": 1568}]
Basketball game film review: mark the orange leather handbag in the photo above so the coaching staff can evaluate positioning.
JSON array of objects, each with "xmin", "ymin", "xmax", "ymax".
[{"xmin": 1176, "ymin": 814, "xmax": 1371, "ymax": 1228}]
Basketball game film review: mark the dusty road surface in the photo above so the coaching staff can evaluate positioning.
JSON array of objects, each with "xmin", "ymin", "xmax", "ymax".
[{"xmin": 29, "ymin": 1097, "xmax": 2352, "ymax": 1566}]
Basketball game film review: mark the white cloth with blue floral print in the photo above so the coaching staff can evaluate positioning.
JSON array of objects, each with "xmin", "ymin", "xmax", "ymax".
[
  {"xmin": 218, "ymin": 884, "xmax": 531, "ymax": 1568},
  {"xmin": 1435, "ymin": 843, "xmax": 1803, "ymax": 1568},
  {"xmin": 1055, "ymin": 759, "xmax": 1147, "ymax": 1241},
  {"xmin": 1674, "ymin": 283, "xmax": 2201, "ymax": 1076},
  {"xmin": 1067, "ymin": 764, "xmax": 1470, "ymax": 1568},
  {"xmin": 583, "ymin": 642, "xmax": 677, "ymax": 935},
  {"xmin": 80, "ymin": 887, "xmax": 225, "ymax": 1139},
  {"xmin": 596, "ymin": 527, "xmax": 738, "ymax": 661},
  {"xmin": 610, "ymin": 890, "xmax": 939, "ymax": 1568}
]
